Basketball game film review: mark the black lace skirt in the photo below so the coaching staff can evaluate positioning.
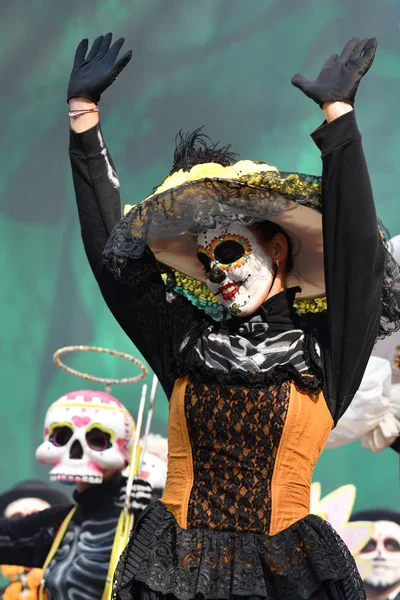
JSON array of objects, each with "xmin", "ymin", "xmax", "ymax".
[{"xmin": 114, "ymin": 502, "xmax": 365, "ymax": 600}]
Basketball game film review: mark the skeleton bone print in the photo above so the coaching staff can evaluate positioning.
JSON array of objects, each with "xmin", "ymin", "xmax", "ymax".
[{"xmin": 44, "ymin": 513, "xmax": 119, "ymax": 600}]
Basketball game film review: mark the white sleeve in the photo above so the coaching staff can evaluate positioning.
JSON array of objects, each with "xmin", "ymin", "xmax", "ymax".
[{"xmin": 325, "ymin": 356, "xmax": 400, "ymax": 452}]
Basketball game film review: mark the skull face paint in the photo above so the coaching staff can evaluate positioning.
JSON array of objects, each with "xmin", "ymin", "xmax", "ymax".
[
  {"xmin": 359, "ymin": 520, "xmax": 400, "ymax": 587},
  {"xmin": 197, "ymin": 223, "xmax": 274, "ymax": 316},
  {"xmin": 35, "ymin": 390, "xmax": 135, "ymax": 485}
]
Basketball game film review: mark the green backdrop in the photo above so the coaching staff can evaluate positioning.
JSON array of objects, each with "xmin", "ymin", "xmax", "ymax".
[{"xmin": 0, "ymin": 0, "xmax": 399, "ymax": 509}]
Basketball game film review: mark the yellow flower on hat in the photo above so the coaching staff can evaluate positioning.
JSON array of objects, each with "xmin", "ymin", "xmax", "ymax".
[
  {"xmin": 232, "ymin": 160, "xmax": 278, "ymax": 176},
  {"xmin": 188, "ymin": 162, "xmax": 227, "ymax": 180},
  {"xmin": 152, "ymin": 160, "xmax": 280, "ymax": 198},
  {"xmin": 123, "ymin": 204, "xmax": 134, "ymax": 216},
  {"xmin": 154, "ymin": 169, "xmax": 191, "ymax": 194}
]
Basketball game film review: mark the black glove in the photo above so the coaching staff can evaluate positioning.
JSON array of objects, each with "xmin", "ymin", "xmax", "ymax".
[
  {"xmin": 291, "ymin": 37, "xmax": 377, "ymax": 107},
  {"xmin": 115, "ymin": 476, "xmax": 152, "ymax": 518},
  {"xmin": 67, "ymin": 33, "xmax": 132, "ymax": 104}
]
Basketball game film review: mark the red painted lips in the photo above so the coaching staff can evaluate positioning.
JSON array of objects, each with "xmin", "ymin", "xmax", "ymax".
[{"xmin": 219, "ymin": 281, "xmax": 242, "ymax": 301}]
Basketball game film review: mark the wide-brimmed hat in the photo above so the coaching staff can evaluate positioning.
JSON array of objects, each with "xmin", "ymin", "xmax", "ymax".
[
  {"xmin": 104, "ymin": 159, "xmax": 324, "ymax": 299},
  {"xmin": 103, "ymin": 132, "xmax": 400, "ymax": 330}
]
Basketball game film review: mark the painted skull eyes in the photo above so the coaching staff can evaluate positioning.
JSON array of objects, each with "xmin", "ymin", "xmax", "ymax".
[
  {"xmin": 360, "ymin": 539, "xmax": 377, "ymax": 553},
  {"xmin": 50, "ymin": 426, "xmax": 73, "ymax": 447},
  {"xmin": 49, "ymin": 425, "xmax": 112, "ymax": 452},
  {"xmin": 360, "ymin": 537, "xmax": 400, "ymax": 553},
  {"xmin": 386, "ymin": 538, "xmax": 400, "ymax": 552},
  {"xmin": 197, "ymin": 251, "xmax": 211, "ymax": 273},
  {"xmin": 214, "ymin": 240, "xmax": 245, "ymax": 265},
  {"xmin": 197, "ymin": 239, "xmax": 247, "ymax": 273},
  {"xmin": 85, "ymin": 428, "xmax": 112, "ymax": 452}
]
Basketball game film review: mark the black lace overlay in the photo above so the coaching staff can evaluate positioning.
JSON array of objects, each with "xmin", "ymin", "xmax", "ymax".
[
  {"xmin": 113, "ymin": 502, "xmax": 365, "ymax": 600},
  {"xmin": 379, "ymin": 220, "xmax": 400, "ymax": 339},
  {"xmin": 185, "ymin": 378, "xmax": 290, "ymax": 533},
  {"xmin": 103, "ymin": 174, "xmax": 322, "ymax": 263}
]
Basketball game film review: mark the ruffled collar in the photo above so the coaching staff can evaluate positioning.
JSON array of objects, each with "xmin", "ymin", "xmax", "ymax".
[
  {"xmin": 227, "ymin": 286, "xmax": 301, "ymax": 333},
  {"xmin": 173, "ymin": 284, "xmax": 324, "ymax": 393}
]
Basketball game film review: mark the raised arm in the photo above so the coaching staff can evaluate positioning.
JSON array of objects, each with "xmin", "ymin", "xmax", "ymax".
[
  {"xmin": 67, "ymin": 35, "xmax": 197, "ymax": 396},
  {"xmin": 0, "ymin": 506, "xmax": 70, "ymax": 567},
  {"xmin": 67, "ymin": 33, "xmax": 131, "ymax": 274},
  {"xmin": 293, "ymin": 38, "xmax": 384, "ymax": 421}
]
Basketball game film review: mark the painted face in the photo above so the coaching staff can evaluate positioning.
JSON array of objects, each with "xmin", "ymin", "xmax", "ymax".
[
  {"xmin": 359, "ymin": 520, "xmax": 400, "ymax": 587},
  {"xmin": 35, "ymin": 390, "xmax": 135, "ymax": 485},
  {"xmin": 197, "ymin": 223, "xmax": 274, "ymax": 316}
]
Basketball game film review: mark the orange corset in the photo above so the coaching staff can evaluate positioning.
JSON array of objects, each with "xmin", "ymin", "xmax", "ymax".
[{"xmin": 162, "ymin": 374, "xmax": 333, "ymax": 535}]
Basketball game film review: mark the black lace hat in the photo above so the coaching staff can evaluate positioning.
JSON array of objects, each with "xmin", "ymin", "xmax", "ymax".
[
  {"xmin": 104, "ymin": 130, "xmax": 324, "ymax": 299},
  {"xmin": 103, "ymin": 131, "xmax": 400, "ymax": 332}
]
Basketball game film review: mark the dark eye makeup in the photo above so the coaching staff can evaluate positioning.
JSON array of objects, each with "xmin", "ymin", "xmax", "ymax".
[
  {"xmin": 86, "ymin": 428, "xmax": 112, "ymax": 452},
  {"xmin": 214, "ymin": 240, "xmax": 245, "ymax": 265},
  {"xmin": 385, "ymin": 538, "xmax": 400, "ymax": 552},
  {"xmin": 197, "ymin": 252, "xmax": 211, "ymax": 273},
  {"xmin": 360, "ymin": 539, "xmax": 377, "ymax": 553},
  {"xmin": 50, "ymin": 426, "xmax": 73, "ymax": 447}
]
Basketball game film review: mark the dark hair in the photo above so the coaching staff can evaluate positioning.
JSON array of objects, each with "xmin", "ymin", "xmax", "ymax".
[{"xmin": 248, "ymin": 221, "xmax": 294, "ymax": 274}]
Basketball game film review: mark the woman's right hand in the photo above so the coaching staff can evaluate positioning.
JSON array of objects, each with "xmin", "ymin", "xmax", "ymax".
[{"xmin": 67, "ymin": 33, "xmax": 132, "ymax": 104}]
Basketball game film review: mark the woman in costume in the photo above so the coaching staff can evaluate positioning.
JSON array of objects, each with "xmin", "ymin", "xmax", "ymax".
[
  {"xmin": 0, "ymin": 384, "xmax": 152, "ymax": 600},
  {"xmin": 67, "ymin": 34, "xmax": 400, "ymax": 600}
]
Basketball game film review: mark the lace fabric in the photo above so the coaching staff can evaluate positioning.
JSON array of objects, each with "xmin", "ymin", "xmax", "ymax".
[
  {"xmin": 379, "ymin": 220, "xmax": 400, "ymax": 339},
  {"xmin": 117, "ymin": 584, "xmax": 357, "ymax": 600},
  {"xmin": 185, "ymin": 378, "xmax": 290, "ymax": 533},
  {"xmin": 113, "ymin": 502, "xmax": 365, "ymax": 600},
  {"xmin": 103, "ymin": 174, "xmax": 322, "ymax": 261}
]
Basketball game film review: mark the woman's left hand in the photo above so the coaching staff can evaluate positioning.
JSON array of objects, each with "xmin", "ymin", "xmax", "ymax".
[{"xmin": 291, "ymin": 37, "xmax": 377, "ymax": 107}]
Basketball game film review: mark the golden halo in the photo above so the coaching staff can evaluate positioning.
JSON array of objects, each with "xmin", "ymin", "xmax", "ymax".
[{"xmin": 53, "ymin": 345, "xmax": 148, "ymax": 390}]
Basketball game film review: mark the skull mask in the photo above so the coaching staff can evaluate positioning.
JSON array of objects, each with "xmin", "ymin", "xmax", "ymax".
[
  {"xmin": 36, "ymin": 390, "xmax": 135, "ymax": 484},
  {"xmin": 359, "ymin": 520, "xmax": 400, "ymax": 588}
]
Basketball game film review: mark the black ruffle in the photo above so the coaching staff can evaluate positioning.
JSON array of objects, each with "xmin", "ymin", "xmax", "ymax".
[
  {"xmin": 172, "ymin": 328, "xmax": 324, "ymax": 398},
  {"xmin": 114, "ymin": 502, "xmax": 365, "ymax": 600}
]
